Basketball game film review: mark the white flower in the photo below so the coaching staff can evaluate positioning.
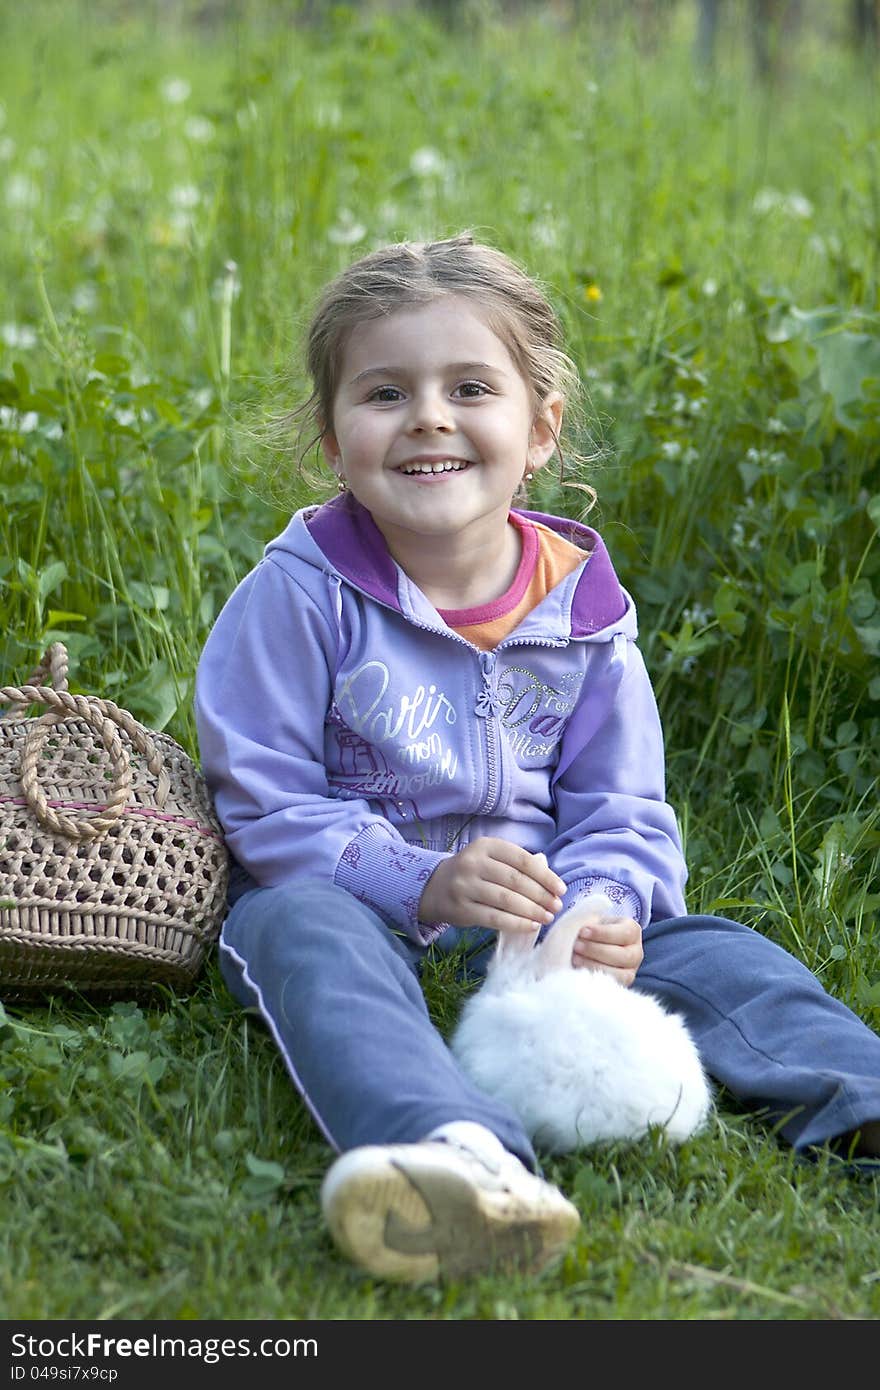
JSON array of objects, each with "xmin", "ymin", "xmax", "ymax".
[
  {"xmin": 184, "ymin": 116, "xmax": 214, "ymax": 143},
  {"xmin": 753, "ymin": 187, "xmax": 781, "ymax": 214},
  {"xmin": 661, "ymin": 441, "xmax": 682, "ymax": 459},
  {"xmin": 191, "ymin": 386, "xmax": 214, "ymax": 411},
  {"xmin": 114, "ymin": 408, "xmax": 137, "ymax": 427},
  {"xmin": 410, "ymin": 147, "xmax": 445, "ymax": 177},
  {"xmin": 0, "ymin": 407, "xmax": 38, "ymax": 432},
  {"xmin": 753, "ymin": 186, "xmax": 813, "ymax": 218},
  {"xmin": 6, "ymin": 173, "xmax": 39, "ymax": 208},
  {"xmin": 1, "ymin": 322, "xmax": 38, "ymax": 349},
  {"xmin": 702, "ymin": 277, "xmax": 718, "ymax": 297},
  {"xmin": 785, "ymin": 192, "xmax": 813, "ymax": 219},
  {"xmin": 161, "ymin": 77, "xmax": 191, "ymax": 104},
  {"xmin": 170, "ymin": 183, "xmax": 201, "ymax": 209},
  {"xmin": 72, "ymin": 284, "xmax": 98, "ymax": 313}
]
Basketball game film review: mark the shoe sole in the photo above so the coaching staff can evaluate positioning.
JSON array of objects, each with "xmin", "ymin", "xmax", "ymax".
[{"xmin": 323, "ymin": 1151, "xmax": 580, "ymax": 1283}]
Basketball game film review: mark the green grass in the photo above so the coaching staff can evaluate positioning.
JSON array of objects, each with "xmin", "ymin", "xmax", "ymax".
[{"xmin": 1, "ymin": 0, "xmax": 879, "ymax": 1320}]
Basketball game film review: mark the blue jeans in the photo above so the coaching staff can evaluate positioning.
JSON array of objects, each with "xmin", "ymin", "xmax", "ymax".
[{"xmin": 219, "ymin": 881, "xmax": 880, "ymax": 1165}]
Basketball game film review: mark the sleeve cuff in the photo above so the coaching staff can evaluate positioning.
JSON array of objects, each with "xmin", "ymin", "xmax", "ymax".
[
  {"xmin": 561, "ymin": 876, "xmax": 643, "ymax": 925},
  {"xmin": 334, "ymin": 823, "xmax": 451, "ymax": 946}
]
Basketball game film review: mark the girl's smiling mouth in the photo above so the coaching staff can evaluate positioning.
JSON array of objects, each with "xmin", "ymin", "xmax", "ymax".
[{"xmin": 397, "ymin": 458, "xmax": 474, "ymax": 476}]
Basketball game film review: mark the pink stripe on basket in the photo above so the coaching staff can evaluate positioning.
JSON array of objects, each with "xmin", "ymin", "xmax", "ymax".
[{"xmin": 0, "ymin": 794, "xmax": 225, "ymax": 842}]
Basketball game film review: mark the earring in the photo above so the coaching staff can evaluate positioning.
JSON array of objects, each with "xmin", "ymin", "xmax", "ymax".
[
  {"xmin": 337, "ymin": 478, "xmax": 347, "ymax": 493},
  {"xmin": 523, "ymin": 467, "xmax": 534, "ymax": 483}
]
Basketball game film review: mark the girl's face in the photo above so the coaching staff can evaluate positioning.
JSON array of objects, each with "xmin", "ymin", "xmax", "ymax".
[{"xmin": 320, "ymin": 296, "xmax": 562, "ymax": 554}]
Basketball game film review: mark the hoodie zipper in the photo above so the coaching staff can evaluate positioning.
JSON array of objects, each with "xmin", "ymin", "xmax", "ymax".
[{"xmin": 474, "ymin": 651, "xmax": 502, "ymax": 814}]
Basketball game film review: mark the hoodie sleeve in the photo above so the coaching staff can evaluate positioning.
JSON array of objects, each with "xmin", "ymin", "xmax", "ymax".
[
  {"xmin": 194, "ymin": 557, "xmax": 450, "ymax": 944},
  {"xmin": 544, "ymin": 636, "xmax": 688, "ymax": 926}
]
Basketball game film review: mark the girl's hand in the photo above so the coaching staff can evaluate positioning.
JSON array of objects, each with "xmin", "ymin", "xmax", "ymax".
[
  {"xmin": 419, "ymin": 838, "xmax": 566, "ymax": 934},
  {"xmin": 571, "ymin": 913, "xmax": 643, "ymax": 987}
]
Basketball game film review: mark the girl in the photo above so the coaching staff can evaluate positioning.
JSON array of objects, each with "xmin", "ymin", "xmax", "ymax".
[{"xmin": 195, "ymin": 232, "xmax": 880, "ymax": 1285}]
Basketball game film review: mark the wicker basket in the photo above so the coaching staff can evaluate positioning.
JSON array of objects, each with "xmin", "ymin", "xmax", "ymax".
[{"xmin": 0, "ymin": 644, "xmax": 230, "ymax": 998}]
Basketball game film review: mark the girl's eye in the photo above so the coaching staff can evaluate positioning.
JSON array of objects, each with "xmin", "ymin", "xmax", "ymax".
[
  {"xmin": 368, "ymin": 385, "xmax": 405, "ymax": 403},
  {"xmin": 455, "ymin": 381, "xmax": 489, "ymax": 398}
]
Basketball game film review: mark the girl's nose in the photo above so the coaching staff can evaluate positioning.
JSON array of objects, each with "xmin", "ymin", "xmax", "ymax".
[{"xmin": 407, "ymin": 389, "xmax": 454, "ymax": 433}]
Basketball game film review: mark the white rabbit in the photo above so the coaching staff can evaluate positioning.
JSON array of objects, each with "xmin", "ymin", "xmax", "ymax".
[{"xmin": 450, "ymin": 892, "xmax": 712, "ymax": 1154}]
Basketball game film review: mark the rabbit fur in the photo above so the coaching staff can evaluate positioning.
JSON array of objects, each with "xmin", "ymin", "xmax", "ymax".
[{"xmin": 449, "ymin": 893, "xmax": 712, "ymax": 1154}]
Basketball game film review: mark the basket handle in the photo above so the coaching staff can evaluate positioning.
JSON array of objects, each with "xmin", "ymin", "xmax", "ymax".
[{"xmin": 0, "ymin": 645, "xmax": 171, "ymax": 841}]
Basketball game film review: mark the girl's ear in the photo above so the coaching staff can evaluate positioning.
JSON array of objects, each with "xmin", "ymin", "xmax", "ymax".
[
  {"xmin": 528, "ymin": 391, "xmax": 564, "ymax": 474},
  {"xmin": 320, "ymin": 425, "xmax": 341, "ymax": 470}
]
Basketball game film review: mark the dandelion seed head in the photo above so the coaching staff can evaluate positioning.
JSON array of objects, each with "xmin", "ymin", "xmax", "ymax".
[{"xmin": 328, "ymin": 210, "xmax": 366, "ymax": 246}]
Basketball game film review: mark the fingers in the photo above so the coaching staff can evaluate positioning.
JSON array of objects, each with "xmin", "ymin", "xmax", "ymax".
[
  {"xmin": 419, "ymin": 838, "xmax": 568, "ymax": 935},
  {"xmin": 473, "ymin": 841, "xmax": 565, "ymax": 931},
  {"xmin": 571, "ymin": 917, "xmax": 644, "ymax": 986}
]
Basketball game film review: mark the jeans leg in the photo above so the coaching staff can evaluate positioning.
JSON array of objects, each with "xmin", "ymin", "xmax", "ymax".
[
  {"xmin": 218, "ymin": 882, "xmax": 537, "ymax": 1169},
  {"xmin": 637, "ymin": 914, "xmax": 880, "ymax": 1150}
]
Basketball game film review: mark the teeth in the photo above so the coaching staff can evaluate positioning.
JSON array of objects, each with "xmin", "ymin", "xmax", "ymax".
[{"xmin": 400, "ymin": 460, "xmax": 469, "ymax": 475}]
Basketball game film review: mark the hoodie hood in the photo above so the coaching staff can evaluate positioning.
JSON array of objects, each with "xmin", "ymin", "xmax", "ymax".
[{"xmin": 265, "ymin": 491, "xmax": 634, "ymax": 644}]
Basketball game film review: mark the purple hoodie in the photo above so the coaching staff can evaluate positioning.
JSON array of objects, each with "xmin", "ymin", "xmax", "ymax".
[{"xmin": 194, "ymin": 492, "xmax": 688, "ymax": 943}]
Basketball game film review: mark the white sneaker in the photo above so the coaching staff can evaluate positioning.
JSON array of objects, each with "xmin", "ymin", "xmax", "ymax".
[{"xmin": 320, "ymin": 1122, "xmax": 580, "ymax": 1283}]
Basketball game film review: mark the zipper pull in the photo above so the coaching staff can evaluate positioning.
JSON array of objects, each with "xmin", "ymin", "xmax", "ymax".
[{"xmin": 475, "ymin": 652, "xmax": 503, "ymax": 718}]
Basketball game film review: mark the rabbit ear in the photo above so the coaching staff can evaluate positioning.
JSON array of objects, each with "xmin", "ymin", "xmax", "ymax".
[
  {"xmin": 533, "ymin": 912, "xmax": 582, "ymax": 975},
  {"xmin": 487, "ymin": 927, "xmax": 541, "ymax": 985},
  {"xmin": 493, "ymin": 927, "xmax": 540, "ymax": 966},
  {"xmin": 528, "ymin": 889, "xmax": 617, "ymax": 978},
  {"xmin": 532, "ymin": 896, "xmax": 611, "ymax": 977}
]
